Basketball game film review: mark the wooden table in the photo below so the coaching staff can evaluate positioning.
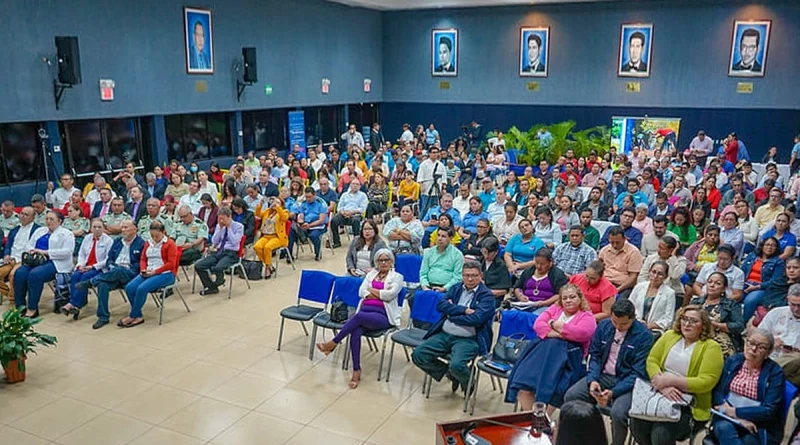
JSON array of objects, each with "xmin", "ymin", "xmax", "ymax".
[{"xmin": 436, "ymin": 411, "xmax": 553, "ymax": 445}]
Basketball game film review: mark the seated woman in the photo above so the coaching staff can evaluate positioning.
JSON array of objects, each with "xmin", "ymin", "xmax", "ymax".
[
  {"xmin": 462, "ymin": 218, "xmax": 496, "ymax": 262},
  {"xmin": 568, "ymin": 261, "xmax": 617, "ymax": 321},
  {"xmin": 62, "ymin": 203, "xmax": 89, "ymax": 257},
  {"xmin": 231, "ymin": 198, "xmax": 256, "ymax": 245},
  {"xmin": 198, "ymin": 193, "xmax": 218, "ymax": 237},
  {"xmin": 761, "ymin": 211, "xmax": 797, "ymax": 260},
  {"xmin": 61, "ymin": 218, "xmax": 113, "ymax": 318},
  {"xmin": 382, "ymin": 204, "xmax": 424, "ymax": 254},
  {"xmin": 533, "ymin": 207, "xmax": 562, "ymax": 249},
  {"xmin": 14, "ymin": 211, "xmax": 75, "ymax": 318},
  {"xmin": 510, "ymin": 248, "xmax": 567, "ymax": 314},
  {"xmin": 160, "ymin": 195, "xmax": 179, "ymax": 222},
  {"xmin": 365, "ymin": 173, "xmax": 388, "ymax": 220},
  {"xmin": 253, "ymin": 196, "xmax": 289, "ymax": 279},
  {"xmin": 740, "ymin": 237, "xmax": 784, "ymax": 322},
  {"xmin": 505, "ymin": 284, "xmax": 597, "ymax": 413},
  {"xmin": 428, "ymin": 214, "xmax": 462, "ymax": 248},
  {"xmin": 690, "ymin": 272, "xmax": 745, "ymax": 358},
  {"xmin": 753, "ymin": 257, "xmax": 800, "ymax": 326},
  {"xmin": 711, "ymin": 329, "xmax": 785, "ymax": 445},
  {"xmin": 668, "ymin": 207, "xmax": 697, "ymax": 250},
  {"xmin": 346, "ymin": 220, "xmax": 387, "ymax": 277},
  {"xmin": 632, "ymin": 203, "xmax": 654, "ymax": 235},
  {"xmin": 317, "ymin": 248, "xmax": 404, "ymax": 389},
  {"xmin": 459, "ymin": 197, "xmax": 489, "ymax": 240},
  {"xmin": 735, "ymin": 200, "xmax": 758, "ymax": 255},
  {"xmin": 629, "ymin": 305, "xmax": 724, "ymax": 445},
  {"xmin": 553, "ymin": 196, "xmax": 580, "ymax": 235},
  {"xmin": 503, "ymin": 218, "xmax": 546, "ymax": 277},
  {"xmin": 120, "ymin": 221, "xmax": 177, "ymax": 328},
  {"xmin": 629, "ymin": 260, "xmax": 676, "ymax": 333},
  {"xmin": 492, "ymin": 202, "xmax": 523, "ymax": 245}
]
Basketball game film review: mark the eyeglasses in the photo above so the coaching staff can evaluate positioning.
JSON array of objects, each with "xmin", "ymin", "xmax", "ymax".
[
  {"xmin": 745, "ymin": 340, "xmax": 770, "ymax": 352},
  {"xmin": 376, "ymin": 258, "xmax": 392, "ymax": 263},
  {"xmin": 679, "ymin": 316, "xmax": 701, "ymax": 325}
]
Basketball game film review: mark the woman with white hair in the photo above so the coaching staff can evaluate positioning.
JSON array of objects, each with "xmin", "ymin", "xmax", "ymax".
[{"xmin": 316, "ymin": 248, "xmax": 404, "ymax": 388}]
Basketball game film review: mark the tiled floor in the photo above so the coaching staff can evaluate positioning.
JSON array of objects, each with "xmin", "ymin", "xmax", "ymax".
[{"xmin": 0, "ymin": 250, "xmax": 512, "ymax": 445}]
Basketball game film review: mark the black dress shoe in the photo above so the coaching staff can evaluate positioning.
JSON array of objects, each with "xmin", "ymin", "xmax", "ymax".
[
  {"xmin": 92, "ymin": 319, "xmax": 109, "ymax": 330},
  {"xmin": 445, "ymin": 372, "xmax": 460, "ymax": 394},
  {"xmin": 200, "ymin": 287, "xmax": 219, "ymax": 296}
]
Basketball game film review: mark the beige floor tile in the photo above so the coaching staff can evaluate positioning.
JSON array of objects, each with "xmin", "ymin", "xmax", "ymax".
[
  {"xmin": 125, "ymin": 426, "xmax": 205, "ymax": 445},
  {"xmin": 11, "ymin": 396, "xmax": 104, "ymax": 441},
  {"xmin": 28, "ymin": 360, "xmax": 114, "ymax": 395},
  {"xmin": 204, "ymin": 340, "xmax": 275, "ymax": 371},
  {"xmin": 159, "ymin": 397, "xmax": 249, "ymax": 441},
  {"xmin": 210, "ymin": 412, "xmax": 303, "ymax": 445},
  {"xmin": 366, "ymin": 410, "xmax": 437, "ymax": 445},
  {"xmin": 19, "ymin": 352, "xmax": 73, "ymax": 379},
  {"xmin": 63, "ymin": 372, "xmax": 154, "ymax": 409},
  {"xmin": 111, "ymin": 384, "xmax": 199, "ymax": 424},
  {"xmin": 0, "ymin": 385, "xmax": 59, "ymax": 424},
  {"xmin": 161, "ymin": 360, "xmax": 240, "ymax": 395},
  {"xmin": 159, "ymin": 333, "xmax": 236, "ymax": 360},
  {"xmin": 206, "ymin": 371, "xmax": 287, "ymax": 409},
  {"xmin": 115, "ymin": 348, "xmax": 198, "ymax": 382},
  {"xmin": 312, "ymin": 396, "xmax": 396, "ymax": 441},
  {"xmin": 283, "ymin": 425, "xmax": 362, "ymax": 445},
  {"xmin": 255, "ymin": 387, "xmax": 341, "ymax": 424},
  {"xmin": 0, "ymin": 424, "xmax": 49, "ymax": 445},
  {"xmin": 55, "ymin": 411, "xmax": 151, "ymax": 445},
  {"xmin": 245, "ymin": 349, "xmax": 316, "ymax": 382},
  {"xmin": 76, "ymin": 341, "xmax": 157, "ymax": 371}
]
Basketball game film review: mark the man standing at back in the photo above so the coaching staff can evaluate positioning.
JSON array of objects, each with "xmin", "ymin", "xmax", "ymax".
[
  {"xmin": 46, "ymin": 173, "xmax": 80, "ymax": 210},
  {"xmin": 195, "ymin": 207, "xmax": 243, "ymax": 296},
  {"xmin": 417, "ymin": 147, "xmax": 446, "ymax": 217}
]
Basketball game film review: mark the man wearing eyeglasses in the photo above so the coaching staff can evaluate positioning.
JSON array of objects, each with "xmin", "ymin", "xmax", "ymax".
[{"xmin": 758, "ymin": 284, "xmax": 800, "ymax": 369}]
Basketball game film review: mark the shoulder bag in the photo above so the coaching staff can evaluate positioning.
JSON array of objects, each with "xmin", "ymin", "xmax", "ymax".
[{"xmin": 628, "ymin": 378, "xmax": 694, "ymax": 423}]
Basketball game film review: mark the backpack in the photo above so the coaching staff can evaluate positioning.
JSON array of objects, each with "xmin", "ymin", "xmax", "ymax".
[{"xmin": 239, "ymin": 260, "xmax": 263, "ymax": 281}]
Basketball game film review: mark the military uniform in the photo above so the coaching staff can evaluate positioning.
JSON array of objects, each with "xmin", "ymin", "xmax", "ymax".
[
  {"xmin": 102, "ymin": 212, "xmax": 132, "ymax": 239},
  {"xmin": 0, "ymin": 214, "xmax": 20, "ymax": 234},
  {"xmin": 174, "ymin": 217, "xmax": 209, "ymax": 264},
  {"xmin": 137, "ymin": 213, "xmax": 175, "ymax": 241},
  {"xmin": 33, "ymin": 211, "xmax": 47, "ymax": 226}
]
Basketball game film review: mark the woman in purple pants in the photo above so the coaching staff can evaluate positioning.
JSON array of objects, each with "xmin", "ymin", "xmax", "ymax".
[{"xmin": 316, "ymin": 248, "xmax": 404, "ymax": 388}]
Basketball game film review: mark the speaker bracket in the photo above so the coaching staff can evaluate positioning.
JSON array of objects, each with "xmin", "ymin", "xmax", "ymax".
[
  {"xmin": 236, "ymin": 80, "xmax": 253, "ymax": 102},
  {"xmin": 53, "ymin": 80, "xmax": 73, "ymax": 110}
]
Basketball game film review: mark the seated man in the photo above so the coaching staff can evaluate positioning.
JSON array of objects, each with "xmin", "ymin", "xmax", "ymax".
[
  {"xmin": 759, "ymin": 284, "xmax": 800, "ymax": 385},
  {"xmin": 195, "ymin": 207, "xmax": 244, "ymax": 296},
  {"xmin": 290, "ymin": 187, "xmax": 329, "ymax": 261},
  {"xmin": 640, "ymin": 215, "xmax": 679, "ymax": 258},
  {"xmin": 480, "ymin": 237, "xmax": 512, "ymax": 307},
  {"xmin": 0, "ymin": 207, "xmax": 37, "ymax": 301},
  {"xmin": 330, "ymin": 179, "xmax": 367, "ymax": 249},
  {"xmin": 0, "ymin": 200, "xmax": 20, "ymax": 234},
  {"xmin": 564, "ymin": 299, "xmax": 653, "ymax": 445},
  {"xmin": 420, "ymin": 227, "xmax": 465, "ymax": 293},
  {"xmin": 137, "ymin": 198, "xmax": 175, "ymax": 241},
  {"xmin": 178, "ymin": 180, "xmax": 203, "ymax": 215},
  {"xmin": 553, "ymin": 225, "xmax": 598, "ymax": 277},
  {"xmin": 91, "ymin": 188, "xmax": 114, "ymax": 218},
  {"xmin": 74, "ymin": 220, "xmax": 144, "ymax": 329},
  {"xmin": 102, "ymin": 197, "xmax": 132, "ymax": 240},
  {"xmin": 600, "ymin": 207, "xmax": 643, "ymax": 249},
  {"xmin": 420, "ymin": 193, "xmax": 461, "ymax": 249},
  {"xmin": 174, "ymin": 205, "xmax": 208, "ymax": 265},
  {"xmin": 598, "ymin": 227, "xmax": 643, "ymax": 300},
  {"xmin": 412, "ymin": 260, "xmax": 495, "ymax": 394}
]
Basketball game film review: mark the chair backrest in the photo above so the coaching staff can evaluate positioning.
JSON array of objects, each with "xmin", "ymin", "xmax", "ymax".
[
  {"xmin": 297, "ymin": 270, "xmax": 336, "ymax": 306},
  {"xmin": 591, "ymin": 220, "xmax": 616, "ymax": 240},
  {"xmin": 237, "ymin": 235, "xmax": 247, "ymax": 258},
  {"xmin": 409, "ymin": 289, "xmax": 444, "ymax": 325},
  {"xmin": 498, "ymin": 310, "xmax": 538, "ymax": 340},
  {"xmin": 331, "ymin": 276, "xmax": 363, "ymax": 307},
  {"xmin": 395, "ymin": 254, "xmax": 423, "ymax": 285},
  {"xmin": 506, "ymin": 149, "xmax": 518, "ymax": 165},
  {"xmin": 785, "ymin": 381, "xmax": 799, "ymax": 417},
  {"xmin": 397, "ymin": 287, "xmax": 408, "ymax": 307}
]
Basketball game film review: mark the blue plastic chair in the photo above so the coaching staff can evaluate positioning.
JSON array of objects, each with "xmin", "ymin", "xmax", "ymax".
[
  {"xmin": 308, "ymin": 276, "xmax": 363, "ymax": 360},
  {"xmin": 465, "ymin": 310, "xmax": 538, "ymax": 414},
  {"xmin": 506, "ymin": 150, "xmax": 519, "ymax": 165},
  {"xmin": 385, "ymin": 289, "xmax": 444, "ymax": 382},
  {"xmin": 277, "ymin": 270, "xmax": 335, "ymax": 351},
  {"xmin": 785, "ymin": 381, "xmax": 799, "ymax": 417},
  {"xmin": 396, "ymin": 254, "xmax": 423, "ymax": 288}
]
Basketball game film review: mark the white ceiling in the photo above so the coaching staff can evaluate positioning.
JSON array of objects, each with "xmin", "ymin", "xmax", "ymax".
[{"xmin": 327, "ymin": 0, "xmax": 622, "ymax": 11}]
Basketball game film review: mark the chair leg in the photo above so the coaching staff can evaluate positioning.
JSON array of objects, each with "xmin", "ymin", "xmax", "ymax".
[
  {"xmin": 277, "ymin": 317, "xmax": 285, "ymax": 351},
  {"xmin": 228, "ymin": 266, "xmax": 234, "ymax": 300},
  {"xmin": 182, "ymin": 266, "xmax": 190, "ymax": 281},
  {"xmin": 464, "ymin": 364, "xmax": 477, "ymax": 413},
  {"xmin": 342, "ymin": 337, "xmax": 350, "ymax": 371},
  {"xmin": 241, "ymin": 264, "xmax": 251, "ymax": 289},
  {"xmin": 308, "ymin": 323, "xmax": 318, "ymax": 361},
  {"xmin": 191, "ymin": 267, "xmax": 197, "ymax": 294},
  {"xmin": 376, "ymin": 335, "xmax": 388, "ymax": 381},
  {"xmin": 119, "ymin": 289, "xmax": 128, "ymax": 303},
  {"xmin": 287, "ymin": 249, "xmax": 297, "ymax": 270},
  {"xmin": 490, "ymin": 375, "xmax": 497, "ymax": 391},
  {"xmin": 300, "ymin": 321, "xmax": 309, "ymax": 336},
  {"xmin": 470, "ymin": 368, "xmax": 481, "ymax": 415},
  {"xmin": 386, "ymin": 341, "xmax": 396, "ymax": 382},
  {"xmin": 158, "ymin": 291, "xmax": 165, "ymax": 326},
  {"xmin": 425, "ymin": 374, "xmax": 433, "ymax": 398},
  {"xmin": 402, "ymin": 345, "xmax": 411, "ymax": 362},
  {"xmin": 176, "ymin": 286, "xmax": 190, "ymax": 313}
]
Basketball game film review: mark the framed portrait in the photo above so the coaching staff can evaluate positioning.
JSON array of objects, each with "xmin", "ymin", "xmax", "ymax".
[
  {"xmin": 728, "ymin": 20, "xmax": 771, "ymax": 77},
  {"xmin": 184, "ymin": 6, "xmax": 214, "ymax": 74},
  {"xmin": 519, "ymin": 27, "xmax": 550, "ymax": 77},
  {"xmin": 431, "ymin": 28, "xmax": 458, "ymax": 77},
  {"xmin": 617, "ymin": 23, "xmax": 653, "ymax": 78}
]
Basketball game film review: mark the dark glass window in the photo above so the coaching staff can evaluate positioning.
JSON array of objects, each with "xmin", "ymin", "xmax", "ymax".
[
  {"xmin": 0, "ymin": 122, "xmax": 43, "ymax": 185},
  {"xmin": 105, "ymin": 119, "xmax": 138, "ymax": 170},
  {"xmin": 305, "ymin": 106, "xmax": 342, "ymax": 147},
  {"xmin": 62, "ymin": 119, "xmax": 144, "ymax": 178},
  {"xmin": 242, "ymin": 109, "xmax": 289, "ymax": 152},
  {"xmin": 164, "ymin": 113, "xmax": 232, "ymax": 161},
  {"xmin": 64, "ymin": 121, "xmax": 104, "ymax": 175}
]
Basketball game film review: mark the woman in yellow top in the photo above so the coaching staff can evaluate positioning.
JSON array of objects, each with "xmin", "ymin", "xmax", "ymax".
[
  {"xmin": 397, "ymin": 170, "xmax": 419, "ymax": 208},
  {"xmin": 253, "ymin": 196, "xmax": 290, "ymax": 279},
  {"xmin": 428, "ymin": 214, "xmax": 462, "ymax": 247}
]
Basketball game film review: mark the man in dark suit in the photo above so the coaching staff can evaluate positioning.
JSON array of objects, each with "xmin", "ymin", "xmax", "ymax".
[
  {"xmin": 91, "ymin": 188, "xmax": 114, "ymax": 219},
  {"xmin": 412, "ymin": 261, "xmax": 495, "ymax": 394},
  {"xmin": 370, "ymin": 122, "xmax": 385, "ymax": 149},
  {"xmin": 731, "ymin": 28, "xmax": 762, "ymax": 73},
  {"xmin": 621, "ymin": 31, "xmax": 648, "ymax": 73},
  {"xmin": 144, "ymin": 173, "xmax": 166, "ymax": 201},
  {"xmin": 255, "ymin": 170, "xmax": 279, "ymax": 198},
  {"xmin": 75, "ymin": 220, "xmax": 144, "ymax": 329},
  {"xmin": 522, "ymin": 33, "xmax": 546, "ymax": 73},
  {"xmin": 563, "ymin": 299, "xmax": 653, "ymax": 445},
  {"xmin": 124, "ymin": 185, "xmax": 147, "ymax": 224},
  {"xmin": 434, "ymin": 36, "xmax": 455, "ymax": 73}
]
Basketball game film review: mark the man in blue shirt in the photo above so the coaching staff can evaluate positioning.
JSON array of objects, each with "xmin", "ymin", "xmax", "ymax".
[
  {"xmin": 614, "ymin": 179, "xmax": 648, "ymax": 210},
  {"xmin": 420, "ymin": 193, "xmax": 462, "ymax": 248},
  {"xmin": 790, "ymin": 134, "xmax": 800, "ymax": 175},
  {"xmin": 292, "ymin": 187, "xmax": 329, "ymax": 261},
  {"xmin": 330, "ymin": 180, "xmax": 368, "ymax": 249},
  {"xmin": 189, "ymin": 21, "xmax": 211, "ymax": 70},
  {"xmin": 600, "ymin": 207, "xmax": 643, "ymax": 249},
  {"xmin": 196, "ymin": 207, "xmax": 244, "ymax": 295},
  {"xmin": 477, "ymin": 178, "xmax": 496, "ymax": 209},
  {"xmin": 315, "ymin": 178, "xmax": 339, "ymax": 213}
]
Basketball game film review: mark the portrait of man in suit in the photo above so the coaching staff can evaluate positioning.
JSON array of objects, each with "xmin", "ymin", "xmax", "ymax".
[
  {"xmin": 729, "ymin": 21, "xmax": 770, "ymax": 77},
  {"xmin": 184, "ymin": 7, "xmax": 214, "ymax": 74},
  {"xmin": 618, "ymin": 24, "xmax": 652, "ymax": 78},
  {"xmin": 432, "ymin": 29, "xmax": 458, "ymax": 77},
  {"xmin": 519, "ymin": 27, "xmax": 549, "ymax": 77}
]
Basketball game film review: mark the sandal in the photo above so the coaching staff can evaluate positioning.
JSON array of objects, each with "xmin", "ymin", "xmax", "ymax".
[
  {"xmin": 121, "ymin": 319, "xmax": 145, "ymax": 328},
  {"xmin": 349, "ymin": 370, "xmax": 361, "ymax": 389}
]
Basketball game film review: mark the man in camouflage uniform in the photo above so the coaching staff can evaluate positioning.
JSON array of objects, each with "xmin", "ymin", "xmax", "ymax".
[
  {"xmin": 0, "ymin": 200, "xmax": 20, "ymax": 234},
  {"xmin": 174, "ymin": 205, "xmax": 208, "ymax": 264},
  {"xmin": 137, "ymin": 198, "xmax": 175, "ymax": 241},
  {"xmin": 102, "ymin": 197, "xmax": 132, "ymax": 240}
]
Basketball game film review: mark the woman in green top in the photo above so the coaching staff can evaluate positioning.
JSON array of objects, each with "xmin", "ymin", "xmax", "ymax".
[
  {"xmin": 668, "ymin": 207, "xmax": 697, "ymax": 250},
  {"xmin": 62, "ymin": 203, "xmax": 89, "ymax": 257},
  {"xmin": 630, "ymin": 305, "xmax": 724, "ymax": 445}
]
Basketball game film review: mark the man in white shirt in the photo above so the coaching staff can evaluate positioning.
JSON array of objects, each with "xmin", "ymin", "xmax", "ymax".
[
  {"xmin": 0, "ymin": 207, "xmax": 37, "ymax": 301},
  {"xmin": 85, "ymin": 175, "xmax": 114, "ymax": 208},
  {"xmin": 340, "ymin": 124, "xmax": 364, "ymax": 150},
  {"xmin": 178, "ymin": 181, "xmax": 203, "ymax": 215},
  {"xmin": 330, "ymin": 180, "xmax": 368, "ymax": 248},
  {"xmin": 687, "ymin": 130, "xmax": 714, "ymax": 162},
  {"xmin": 452, "ymin": 183, "xmax": 474, "ymax": 218},
  {"xmin": 417, "ymin": 146, "xmax": 446, "ymax": 217},
  {"xmin": 486, "ymin": 187, "xmax": 508, "ymax": 222},
  {"xmin": 46, "ymin": 173, "xmax": 80, "ymax": 210},
  {"xmin": 398, "ymin": 123, "xmax": 414, "ymax": 144},
  {"xmin": 759, "ymin": 284, "xmax": 800, "ymax": 365}
]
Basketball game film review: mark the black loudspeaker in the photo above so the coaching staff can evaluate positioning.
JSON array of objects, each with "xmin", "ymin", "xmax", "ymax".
[
  {"xmin": 242, "ymin": 47, "xmax": 257, "ymax": 83},
  {"xmin": 55, "ymin": 36, "xmax": 82, "ymax": 85}
]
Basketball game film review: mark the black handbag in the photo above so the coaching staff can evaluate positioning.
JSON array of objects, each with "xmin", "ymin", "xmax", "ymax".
[
  {"xmin": 329, "ymin": 301, "xmax": 349, "ymax": 323},
  {"xmin": 21, "ymin": 251, "xmax": 47, "ymax": 267},
  {"xmin": 492, "ymin": 333, "xmax": 530, "ymax": 364}
]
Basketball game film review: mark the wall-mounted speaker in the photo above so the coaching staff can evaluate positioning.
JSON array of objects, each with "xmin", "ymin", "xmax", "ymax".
[
  {"xmin": 242, "ymin": 47, "xmax": 257, "ymax": 83},
  {"xmin": 55, "ymin": 36, "xmax": 82, "ymax": 85}
]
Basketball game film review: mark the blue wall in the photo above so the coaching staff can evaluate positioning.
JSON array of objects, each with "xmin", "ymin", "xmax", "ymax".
[
  {"xmin": 0, "ymin": 0, "xmax": 382, "ymax": 122},
  {"xmin": 382, "ymin": 0, "xmax": 800, "ymax": 109}
]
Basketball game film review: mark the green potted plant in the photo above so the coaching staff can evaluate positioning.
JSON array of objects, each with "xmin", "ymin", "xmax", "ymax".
[{"xmin": 0, "ymin": 307, "xmax": 57, "ymax": 383}]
